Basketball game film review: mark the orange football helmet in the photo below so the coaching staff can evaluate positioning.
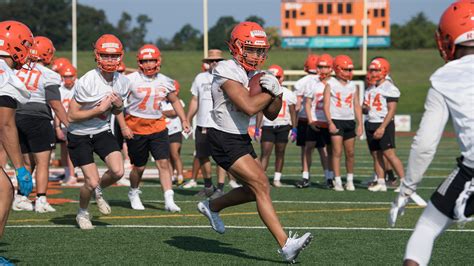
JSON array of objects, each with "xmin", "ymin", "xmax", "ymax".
[
  {"xmin": 333, "ymin": 55, "xmax": 354, "ymax": 81},
  {"xmin": 30, "ymin": 36, "xmax": 55, "ymax": 65},
  {"xmin": 304, "ymin": 54, "xmax": 319, "ymax": 74},
  {"xmin": 227, "ymin": 21, "xmax": 270, "ymax": 71},
  {"xmin": 117, "ymin": 61, "xmax": 126, "ymax": 73},
  {"xmin": 317, "ymin": 54, "xmax": 333, "ymax": 80},
  {"xmin": 51, "ymin": 57, "xmax": 71, "ymax": 73},
  {"xmin": 367, "ymin": 58, "xmax": 390, "ymax": 85},
  {"xmin": 94, "ymin": 34, "xmax": 123, "ymax": 72},
  {"xmin": 137, "ymin": 44, "xmax": 161, "ymax": 76},
  {"xmin": 268, "ymin": 64, "xmax": 284, "ymax": 84},
  {"xmin": 59, "ymin": 63, "xmax": 77, "ymax": 88},
  {"xmin": 436, "ymin": 0, "xmax": 474, "ymax": 61},
  {"xmin": 0, "ymin": 20, "xmax": 34, "ymax": 69}
]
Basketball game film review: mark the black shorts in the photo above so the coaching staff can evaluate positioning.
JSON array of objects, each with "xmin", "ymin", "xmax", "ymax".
[
  {"xmin": 207, "ymin": 128, "xmax": 257, "ymax": 171},
  {"xmin": 261, "ymin": 125, "xmax": 291, "ymax": 144},
  {"xmin": 365, "ymin": 120, "xmax": 396, "ymax": 151},
  {"xmin": 0, "ymin": 95, "xmax": 17, "ymax": 109},
  {"xmin": 113, "ymin": 117, "xmax": 124, "ymax": 149},
  {"xmin": 306, "ymin": 126, "xmax": 331, "ymax": 148},
  {"xmin": 296, "ymin": 119, "xmax": 308, "ymax": 147},
  {"xmin": 431, "ymin": 159, "xmax": 474, "ymax": 219},
  {"xmin": 126, "ymin": 129, "xmax": 170, "ymax": 167},
  {"xmin": 16, "ymin": 115, "xmax": 55, "ymax": 153},
  {"xmin": 195, "ymin": 126, "xmax": 212, "ymax": 158},
  {"xmin": 67, "ymin": 130, "xmax": 121, "ymax": 167},
  {"xmin": 169, "ymin": 132, "xmax": 182, "ymax": 144},
  {"xmin": 331, "ymin": 119, "xmax": 356, "ymax": 140}
]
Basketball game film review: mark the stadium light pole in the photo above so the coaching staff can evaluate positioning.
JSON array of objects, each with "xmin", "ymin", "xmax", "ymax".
[
  {"xmin": 361, "ymin": 0, "xmax": 368, "ymax": 74},
  {"xmin": 72, "ymin": 0, "xmax": 77, "ymax": 68},
  {"xmin": 203, "ymin": 0, "xmax": 208, "ymax": 58}
]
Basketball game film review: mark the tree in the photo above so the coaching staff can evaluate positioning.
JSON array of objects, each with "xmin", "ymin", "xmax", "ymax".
[
  {"xmin": 208, "ymin": 16, "xmax": 239, "ymax": 50},
  {"xmin": 265, "ymin": 26, "xmax": 281, "ymax": 48},
  {"xmin": 129, "ymin": 14, "xmax": 152, "ymax": 50},
  {"xmin": 391, "ymin": 12, "xmax": 437, "ymax": 49},
  {"xmin": 171, "ymin": 24, "xmax": 202, "ymax": 50},
  {"xmin": 244, "ymin": 15, "xmax": 265, "ymax": 27}
]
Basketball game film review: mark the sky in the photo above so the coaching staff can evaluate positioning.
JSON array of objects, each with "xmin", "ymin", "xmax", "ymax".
[{"xmin": 78, "ymin": 0, "xmax": 453, "ymax": 42}]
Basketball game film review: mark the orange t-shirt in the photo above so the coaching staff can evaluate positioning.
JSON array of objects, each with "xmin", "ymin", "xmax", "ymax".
[{"xmin": 125, "ymin": 114, "xmax": 167, "ymax": 135}]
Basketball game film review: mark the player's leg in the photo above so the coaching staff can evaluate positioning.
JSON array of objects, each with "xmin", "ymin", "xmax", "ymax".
[
  {"xmin": 76, "ymin": 162, "xmax": 101, "ymax": 229},
  {"xmin": 195, "ymin": 128, "xmax": 216, "ymax": 196},
  {"xmin": 0, "ymin": 168, "xmax": 14, "ymax": 238},
  {"xmin": 368, "ymin": 150, "xmax": 387, "ymax": 192},
  {"xmin": 274, "ymin": 142, "xmax": 287, "ymax": 187},
  {"xmin": 343, "ymin": 133, "xmax": 356, "ymax": 191},
  {"xmin": 169, "ymin": 141, "xmax": 184, "ymax": 185},
  {"xmin": 32, "ymin": 150, "xmax": 56, "ymax": 212},
  {"xmin": 331, "ymin": 135, "xmax": 344, "ymax": 191}
]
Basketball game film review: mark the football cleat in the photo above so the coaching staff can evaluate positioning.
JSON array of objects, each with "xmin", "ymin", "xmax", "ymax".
[
  {"xmin": 272, "ymin": 180, "xmax": 282, "ymax": 188},
  {"xmin": 128, "ymin": 188, "xmax": 145, "ymax": 210},
  {"xmin": 333, "ymin": 179, "xmax": 344, "ymax": 191},
  {"xmin": 325, "ymin": 179, "xmax": 334, "ymax": 189},
  {"xmin": 278, "ymin": 231, "xmax": 313, "ymax": 263},
  {"xmin": 12, "ymin": 195, "xmax": 34, "ymax": 211},
  {"xmin": 34, "ymin": 196, "xmax": 56, "ymax": 213},
  {"xmin": 345, "ymin": 181, "xmax": 355, "ymax": 191},
  {"xmin": 95, "ymin": 188, "xmax": 111, "ymax": 215},
  {"xmin": 182, "ymin": 179, "xmax": 198, "ymax": 189},
  {"xmin": 195, "ymin": 186, "xmax": 216, "ymax": 197},
  {"xmin": 197, "ymin": 200, "xmax": 225, "ymax": 234},
  {"xmin": 295, "ymin": 179, "xmax": 310, "ymax": 189},
  {"xmin": 368, "ymin": 183, "xmax": 387, "ymax": 192},
  {"xmin": 76, "ymin": 211, "xmax": 94, "ymax": 230},
  {"xmin": 209, "ymin": 188, "xmax": 225, "ymax": 200}
]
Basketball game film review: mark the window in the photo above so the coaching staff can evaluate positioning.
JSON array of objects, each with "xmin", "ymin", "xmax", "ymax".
[
  {"xmin": 285, "ymin": 22, "xmax": 289, "ymax": 29},
  {"xmin": 327, "ymin": 3, "xmax": 332, "ymax": 14},
  {"xmin": 317, "ymin": 26, "xmax": 322, "ymax": 35},
  {"xmin": 318, "ymin": 3, "xmax": 324, "ymax": 14},
  {"xmin": 324, "ymin": 26, "xmax": 329, "ymax": 35},
  {"xmin": 341, "ymin": 26, "xmax": 346, "ymax": 35},
  {"xmin": 292, "ymin": 10, "xmax": 297, "ymax": 18},
  {"xmin": 381, "ymin": 21, "xmax": 385, "ymax": 28},
  {"xmin": 337, "ymin": 3, "xmax": 343, "ymax": 14},
  {"xmin": 381, "ymin": 9, "xmax": 386, "ymax": 17},
  {"xmin": 348, "ymin": 26, "xmax": 353, "ymax": 34},
  {"xmin": 300, "ymin": 11, "xmax": 305, "ymax": 16},
  {"xmin": 302, "ymin": 26, "xmax": 306, "ymax": 36},
  {"xmin": 285, "ymin": 10, "xmax": 290, "ymax": 19},
  {"xmin": 346, "ymin": 3, "xmax": 352, "ymax": 14},
  {"xmin": 374, "ymin": 9, "xmax": 379, "ymax": 17}
]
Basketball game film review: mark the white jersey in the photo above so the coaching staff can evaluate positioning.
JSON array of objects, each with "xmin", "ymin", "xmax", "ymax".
[
  {"xmin": 263, "ymin": 87, "xmax": 296, "ymax": 127},
  {"xmin": 294, "ymin": 74, "xmax": 318, "ymax": 119},
  {"xmin": 209, "ymin": 59, "xmax": 256, "ymax": 135},
  {"xmin": 190, "ymin": 71, "xmax": 213, "ymax": 127},
  {"xmin": 68, "ymin": 69, "xmax": 130, "ymax": 135},
  {"xmin": 125, "ymin": 72, "xmax": 175, "ymax": 119},
  {"xmin": 327, "ymin": 77, "xmax": 356, "ymax": 120},
  {"xmin": 364, "ymin": 80, "xmax": 400, "ymax": 123},
  {"xmin": 0, "ymin": 59, "xmax": 30, "ymax": 104},
  {"xmin": 59, "ymin": 83, "xmax": 76, "ymax": 112},
  {"xmin": 15, "ymin": 63, "xmax": 61, "ymax": 104},
  {"xmin": 304, "ymin": 78, "xmax": 327, "ymax": 123},
  {"xmin": 161, "ymin": 100, "xmax": 185, "ymax": 135}
]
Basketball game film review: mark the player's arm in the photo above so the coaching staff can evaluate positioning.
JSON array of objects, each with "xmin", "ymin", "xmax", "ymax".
[
  {"xmin": 353, "ymin": 87, "xmax": 363, "ymax": 137},
  {"xmin": 295, "ymin": 95, "xmax": 303, "ymax": 113},
  {"xmin": 402, "ymin": 88, "xmax": 449, "ymax": 193},
  {"xmin": 221, "ymin": 79, "xmax": 272, "ymax": 116},
  {"xmin": 304, "ymin": 97, "xmax": 313, "ymax": 123},
  {"xmin": 186, "ymin": 95, "xmax": 198, "ymax": 123},
  {"xmin": 115, "ymin": 112, "xmax": 133, "ymax": 139},
  {"xmin": 167, "ymin": 92, "xmax": 190, "ymax": 132},
  {"xmin": 46, "ymin": 85, "xmax": 69, "ymax": 128},
  {"xmin": 374, "ymin": 99, "xmax": 398, "ymax": 139},
  {"xmin": 67, "ymin": 97, "xmax": 111, "ymax": 123},
  {"xmin": 263, "ymin": 95, "xmax": 282, "ymax": 121}
]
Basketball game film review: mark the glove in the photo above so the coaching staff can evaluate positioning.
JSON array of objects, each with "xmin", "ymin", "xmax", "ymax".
[
  {"xmin": 454, "ymin": 180, "xmax": 474, "ymax": 228},
  {"xmin": 388, "ymin": 192, "xmax": 409, "ymax": 227},
  {"xmin": 289, "ymin": 128, "xmax": 297, "ymax": 142},
  {"xmin": 260, "ymin": 73, "xmax": 282, "ymax": 97},
  {"xmin": 16, "ymin": 166, "xmax": 33, "ymax": 197},
  {"xmin": 253, "ymin": 128, "xmax": 261, "ymax": 141}
]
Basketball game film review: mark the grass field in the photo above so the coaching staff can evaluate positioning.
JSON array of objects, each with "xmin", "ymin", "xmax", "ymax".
[
  {"xmin": 2, "ymin": 134, "xmax": 472, "ymax": 265},
  {"xmin": 56, "ymin": 48, "xmax": 444, "ymax": 114}
]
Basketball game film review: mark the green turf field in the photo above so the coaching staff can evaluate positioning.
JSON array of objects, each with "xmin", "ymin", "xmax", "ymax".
[{"xmin": 2, "ymin": 134, "xmax": 471, "ymax": 265}]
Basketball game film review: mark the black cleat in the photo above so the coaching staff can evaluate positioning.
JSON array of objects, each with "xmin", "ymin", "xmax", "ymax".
[
  {"xmin": 325, "ymin": 179, "xmax": 334, "ymax": 189},
  {"xmin": 295, "ymin": 179, "xmax": 311, "ymax": 188}
]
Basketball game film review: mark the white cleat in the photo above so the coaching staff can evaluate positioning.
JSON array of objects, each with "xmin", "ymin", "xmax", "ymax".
[
  {"xmin": 333, "ymin": 180, "xmax": 344, "ymax": 192},
  {"xmin": 197, "ymin": 200, "xmax": 225, "ymax": 234},
  {"xmin": 76, "ymin": 211, "xmax": 94, "ymax": 230},
  {"xmin": 368, "ymin": 183, "xmax": 387, "ymax": 192},
  {"xmin": 228, "ymin": 179, "xmax": 242, "ymax": 188},
  {"xmin": 128, "ymin": 188, "xmax": 145, "ymax": 210},
  {"xmin": 345, "ymin": 181, "xmax": 355, "ymax": 191},
  {"xmin": 182, "ymin": 179, "xmax": 198, "ymax": 189},
  {"xmin": 278, "ymin": 231, "xmax": 313, "ymax": 263},
  {"xmin": 165, "ymin": 201, "xmax": 181, "ymax": 213},
  {"xmin": 95, "ymin": 189, "xmax": 111, "ymax": 215},
  {"xmin": 12, "ymin": 195, "xmax": 34, "ymax": 211},
  {"xmin": 35, "ymin": 196, "xmax": 56, "ymax": 213},
  {"xmin": 272, "ymin": 180, "xmax": 282, "ymax": 188}
]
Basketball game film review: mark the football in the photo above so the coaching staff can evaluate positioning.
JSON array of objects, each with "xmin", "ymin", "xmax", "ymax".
[{"xmin": 248, "ymin": 72, "xmax": 265, "ymax": 96}]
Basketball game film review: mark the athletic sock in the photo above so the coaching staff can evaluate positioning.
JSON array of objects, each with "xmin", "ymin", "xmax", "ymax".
[
  {"xmin": 302, "ymin": 171, "xmax": 309, "ymax": 180},
  {"xmin": 274, "ymin": 172, "xmax": 282, "ymax": 181},
  {"xmin": 347, "ymin": 173, "xmax": 354, "ymax": 183},
  {"xmin": 217, "ymin": 182, "xmax": 225, "ymax": 191}
]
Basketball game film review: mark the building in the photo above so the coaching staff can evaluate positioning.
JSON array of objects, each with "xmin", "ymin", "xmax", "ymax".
[{"xmin": 281, "ymin": 0, "xmax": 390, "ymax": 48}]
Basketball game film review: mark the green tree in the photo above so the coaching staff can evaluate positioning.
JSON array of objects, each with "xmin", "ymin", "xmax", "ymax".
[
  {"xmin": 171, "ymin": 24, "xmax": 202, "ymax": 50},
  {"xmin": 244, "ymin": 15, "xmax": 265, "ymax": 27},
  {"xmin": 129, "ymin": 14, "xmax": 152, "ymax": 50},
  {"xmin": 391, "ymin": 12, "xmax": 437, "ymax": 49},
  {"xmin": 208, "ymin": 16, "xmax": 239, "ymax": 50},
  {"xmin": 265, "ymin": 26, "xmax": 281, "ymax": 48}
]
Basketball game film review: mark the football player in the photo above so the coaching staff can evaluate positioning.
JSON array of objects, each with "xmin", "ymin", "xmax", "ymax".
[
  {"xmin": 323, "ymin": 55, "xmax": 363, "ymax": 191},
  {"xmin": 185, "ymin": 49, "xmax": 227, "ymax": 197},
  {"xmin": 293, "ymin": 54, "xmax": 319, "ymax": 187},
  {"xmin": 256, "ymin": 64, "xmax": 297, "ymax": 187},
  {"xmin": 303, "ymin": 54, "xmax": 335, "ymax": 188},
  {"xmin": 14, "ymin": 36, "xmax": 69, "ymax": 212},
  {"xmin": 67, "ymin": 34, "xmax": 129, "ymax": 229},
  {"xmin": 363, "ymin": 58, "xmax": 405, "ymax": 192},
  {"xmin": 196, "ymin": 22, "xmax": 312, "ymax": 263},
  {"xmin": 389, "ymin": 1, "xmax": 474, "ymax": 265},
  {"xmin": 0, "ymin": 20, "xmax": 34, "ymax": 239},
  {"xmin": 118, "ymin": 44, "xmax": 189, "ymax": 212}
]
